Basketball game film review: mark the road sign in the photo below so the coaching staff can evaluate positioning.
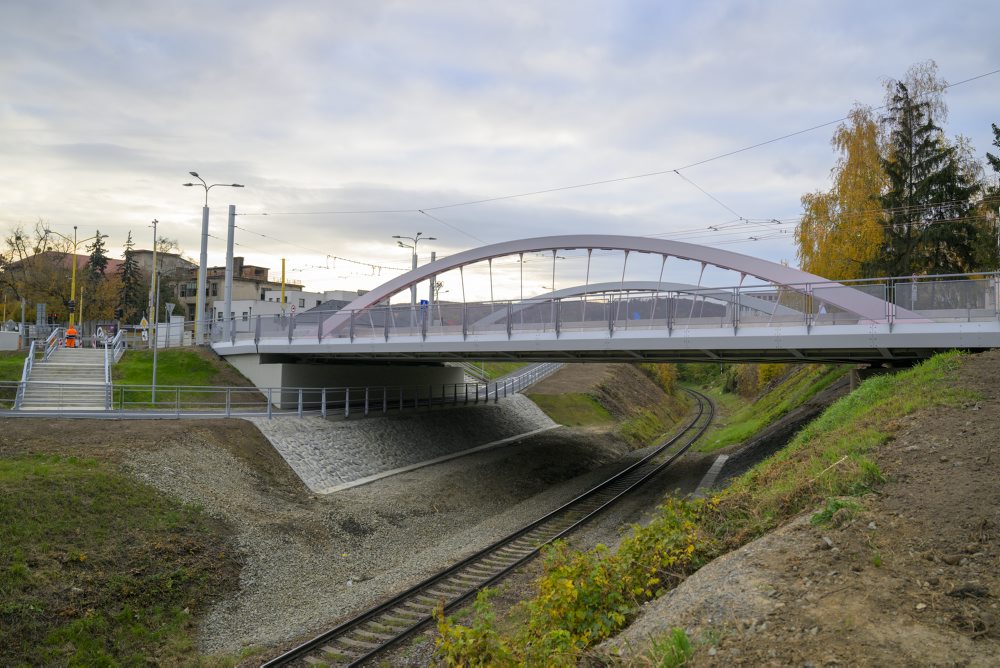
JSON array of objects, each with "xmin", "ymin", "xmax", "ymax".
[
  {"xmin": 290, "ymin": 305, "xmax": 296, "ymax": 315},
  {"xmin": 140, "ymin": 316, "xmax": 149, "ymax": 330}
]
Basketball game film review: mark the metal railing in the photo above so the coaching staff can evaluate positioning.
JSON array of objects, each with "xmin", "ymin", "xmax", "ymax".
[
  {"xmin": 1, "ymin": 362, "xmax": 559, "ymax": 417},
  {"xmin": 13, "ymin": 340, "xmax": 37, "ymax": 410},
  {"xmin": 43, "ymin": 327, "xmax": 64, "ymax": 359},
  {"xmin": 0, "ymin": 366, "xmax": 559, "ymax": 418},
  {"xmin": 211, "ymin": 272, "xmax": 1000, "ymax": 348}
]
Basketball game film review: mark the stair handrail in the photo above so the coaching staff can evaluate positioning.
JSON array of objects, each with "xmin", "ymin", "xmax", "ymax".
[
  {"xmin": 111, "ymin": 329, "xmax": 126, "ymax": 363},
  {"xmin": 14, "ymin": 340, "xmax": 37, "ymax": 410},
  {"xmin": 104, "ymin": 340, "xmax": 112, "ymax": 410},
  {"xmin": 43, "ymin": 327, "xmax": 64, "ymax": 360}
]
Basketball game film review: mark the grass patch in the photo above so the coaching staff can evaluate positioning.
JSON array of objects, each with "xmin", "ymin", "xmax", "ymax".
[
  {"xmin": 644, "ymin": 627, "xmax": 694, "ymax": 667},
  {"xmin": 810, "ymin": 497, "xmax": 863, "ymax": 527},
  {"xmin": 527, "ymin": 393, "xmax": 614, "ymax": 427},
  {"xmin": 113, "ymin": 348, "xmax": 231, "ymax": 386},
  {"xmin": 111, "ymin": 348, "xmax": 258, "ymax": 407},
  {"xmin": 0, "ymin": 350, "xmax": 28, "ymax": 382},
  {"xmin": 618, "ymin": 408, "xmax": 670, "ymax": 447},
  {"xmin": 696, "ymin": 364, "xmax": 849, "ymax": 453},
  {"xmin": 435, "ymin": 351, "xmax": 969, "ymax": 665},
  {"xmin": 0, "ymin": 454, "xmax": 240, "ymax": 666},
  {"xmin": 478, "ymin": 362, "xmax": 529, "ymax": 380}
]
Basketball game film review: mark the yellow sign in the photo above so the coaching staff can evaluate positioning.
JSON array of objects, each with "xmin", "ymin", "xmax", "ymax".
[{"xmin": 140, "ymin": 316, "xmax": 149, "ymax": 330}]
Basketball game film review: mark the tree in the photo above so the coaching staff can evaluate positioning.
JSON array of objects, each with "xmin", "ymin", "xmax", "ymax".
[
  {"xmin": 869, "ymin": 69, "xmax": 981, "ymax": 276},
  {"xmin": 988, "ymin": 123, "xmax": 1000, "ymax": 175},
  {"xmin": 118, "ymin": 231, "xmax": 144, "ymax": 323},
  {"xmin": 85, "ymin": 230, "xmax": 109, "ymax": 280},
  {"xmin": 796, "ymin": 105, "xmax": 886, "ymax": 279}
]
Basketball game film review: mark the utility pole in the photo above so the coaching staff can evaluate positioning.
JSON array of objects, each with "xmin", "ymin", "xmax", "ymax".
[
  {"xmin": 223, "ymin": 205, "xmax": 235, "ymax": 341},
  {"xmin": 148, "ymin": 219, "xmax": 158, "ymax": 350}
]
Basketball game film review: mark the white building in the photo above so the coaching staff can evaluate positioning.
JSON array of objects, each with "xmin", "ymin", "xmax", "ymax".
[{"xmin": 212, "ymin": 288, "xmax": 368, "ymax": 326}]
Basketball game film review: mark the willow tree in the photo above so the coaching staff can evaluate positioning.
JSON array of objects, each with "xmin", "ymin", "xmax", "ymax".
[{"xmin": 796, "ymin": 105, "xmax": 886, "ymax": 279}]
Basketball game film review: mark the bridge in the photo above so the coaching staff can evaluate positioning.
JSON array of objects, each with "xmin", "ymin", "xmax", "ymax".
[{"xmin": 211, "ymin": 235, "xmax": 1000, "ymax": 375}]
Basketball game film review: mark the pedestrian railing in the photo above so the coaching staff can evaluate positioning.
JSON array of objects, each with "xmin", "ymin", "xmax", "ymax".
[
  {"xmin": 43, "ymin": 327, "xmax": 64, "ymax": 359},
  {"xmin": 13, "ymin": 340, "xmax": 37, "ymax": 410},
  {"xmin": 210, "ymin": 271, "xmax": 1000, "ymax": 349},
  {"xmin": 0, "ymin": 362, "xmax": 561, "ymax": 418}
]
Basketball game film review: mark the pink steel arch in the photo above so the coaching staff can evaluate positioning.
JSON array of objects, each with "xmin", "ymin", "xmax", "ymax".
[{"xmin": 323, "ymin": 235, "xmax": 893, "ymax": 335}]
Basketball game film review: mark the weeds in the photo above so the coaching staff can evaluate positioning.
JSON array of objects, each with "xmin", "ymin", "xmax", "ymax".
[{"xmin": 435, "ymin": 351, "xmax": 968, "ymax": 665}]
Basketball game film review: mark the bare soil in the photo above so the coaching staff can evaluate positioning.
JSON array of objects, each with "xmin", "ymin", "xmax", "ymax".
[{"xmin": 597, "ymin": 350, "xmax": 1000, "ymax": 666}]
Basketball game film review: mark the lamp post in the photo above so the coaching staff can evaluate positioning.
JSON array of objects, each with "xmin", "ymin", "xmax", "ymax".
[
  {"xmin": 183, "ymin": 172, "xmax": 244, "ymax": 344},
  {"xmin": 392, "ymin": 232, "xmax": 435, "ymax": 326},
  {"xmin": 45, "ymin": 226, "xmax": 107, "ymax": 329}
]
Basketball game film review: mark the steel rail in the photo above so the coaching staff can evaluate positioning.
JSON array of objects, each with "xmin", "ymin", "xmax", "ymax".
[{"xmin": 262, "ymin": 388, "xmax": 714, "ymax": 667}]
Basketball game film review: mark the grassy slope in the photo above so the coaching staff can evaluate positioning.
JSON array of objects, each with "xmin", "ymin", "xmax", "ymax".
[
  {"xmin": 692, "ymin": 364, "xmax": 849, "ymax": 453},
  {"xmin": 527, "ymin": 393, "xmax": 614, "ymax": 427},
  {"xmin": 436, "ymin": 352, "xmax": 969, "ymax": 664},
  {"xmin": 0, "ymin": 350, "xmax": 27, "ymax": 382},
  {"xmin": 0, "ymin": 455, "xmax": 240, "ymax": 666},
  {"xmin": 527, "ymin": 364, "xmax": 688, "ymax": 447},
  {"xmin": 113, "ymin": 348, "xmax": 253, "ymax": 387},
  {"xmin": 479, "ymin": 362, "xmax": 529, "ymax": 380}
]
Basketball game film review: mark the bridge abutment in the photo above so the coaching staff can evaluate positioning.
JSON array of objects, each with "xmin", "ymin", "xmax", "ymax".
[{"xmin": 226, "ymin": 353, "xmax": 464, "ymax": 409}]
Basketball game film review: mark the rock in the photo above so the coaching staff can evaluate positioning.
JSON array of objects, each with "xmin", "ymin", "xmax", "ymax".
[
  {"xmin": 820, "ymin": 536, "xmax": 834, "ymax": 550},
  {"xmin": 926, "ymin": 576, "xmax": 939, "ymax": 586},
  {"xmin": 941, "ymin": 554, "xmax": 962, "ymax": 565},
  {"xmin": 939, "ymin": 455, "xmax": 949, "ymax": 463},
  {"xmin": 946, "ymin": 584, "xmax": 989, "ymax": 598},
  {"xmin": 916, "ymin": 603, "xmax": 928, "ymax": 611},
  {"xmin": 867, "ymin": 521, "xmax": 877, "ymax": 530}
]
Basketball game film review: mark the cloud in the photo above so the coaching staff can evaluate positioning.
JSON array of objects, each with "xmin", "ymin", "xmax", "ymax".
[{"xmin": 1, "ymin": 0, "xmax": 998, "ymax": 300}]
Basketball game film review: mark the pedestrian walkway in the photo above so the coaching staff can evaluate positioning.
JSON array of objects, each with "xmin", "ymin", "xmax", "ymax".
[{"xmin": 19, "ymin": 347, "xmax": 108, "ymax": 411}]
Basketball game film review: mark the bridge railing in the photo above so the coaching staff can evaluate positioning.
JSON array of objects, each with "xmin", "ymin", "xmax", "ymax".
[{"xmin": 212, "ymin": 272, "xmax": 999, "ymax": 347}]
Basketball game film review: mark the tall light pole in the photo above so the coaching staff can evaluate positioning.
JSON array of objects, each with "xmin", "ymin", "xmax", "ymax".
[
  {"xmin": 392, "ymin": 232, "xmax": 435, "ymax": 325},
  {"xmin": 183, "ymin": 172, "xmax": 244, "ymax": 344},
  {"xmin": 45, "ymin": 226, "xmax": 107, "ymax": 329}
]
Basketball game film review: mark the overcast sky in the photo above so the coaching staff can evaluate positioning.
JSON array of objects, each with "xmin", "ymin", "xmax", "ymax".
[{"xmin": 2, "ymin": 0, "xmax": 998, "ymax": 300}]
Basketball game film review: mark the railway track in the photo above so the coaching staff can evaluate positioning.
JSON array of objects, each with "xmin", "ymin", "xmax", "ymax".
[{"xmin": 262, "ymin": 388, "xmax": 714, "ymax": 667}]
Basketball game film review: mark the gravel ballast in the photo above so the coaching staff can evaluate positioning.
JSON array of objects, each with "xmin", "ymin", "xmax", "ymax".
[{"xmin": 122, "ymin": 403, "xmax": 638, "ymax": 655}]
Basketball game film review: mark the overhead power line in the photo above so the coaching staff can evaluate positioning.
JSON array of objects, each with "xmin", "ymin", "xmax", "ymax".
[{"xmin": 237, "ymin": 67, "xmax": 1000, "ymax": 220}]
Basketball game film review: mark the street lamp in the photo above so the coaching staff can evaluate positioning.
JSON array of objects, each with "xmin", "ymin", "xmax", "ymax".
[
  {"xmin": 392, "ymin": 232, "xmax": 436, "ymax": 324},
  {"xmin": 183, "ymin": 172, "xmax": 244, "ymax": 344},
  {"xmin": 44, "ymin": 226, "xmax": 108, "ymax": 329}
]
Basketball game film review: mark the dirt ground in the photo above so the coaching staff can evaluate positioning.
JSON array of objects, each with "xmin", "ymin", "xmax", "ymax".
[
  {"xmin": 7, "ymin": 350, "xmax": 998, "ymax": 666},
  {"xmin": 597, "ymin": 350, "xmax": 1000, "ymax": 666}
]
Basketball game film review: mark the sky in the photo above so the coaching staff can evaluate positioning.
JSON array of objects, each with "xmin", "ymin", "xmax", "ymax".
[{"xmin": 2, "ymin": 0, "xmax": 998, "ymax": 302}]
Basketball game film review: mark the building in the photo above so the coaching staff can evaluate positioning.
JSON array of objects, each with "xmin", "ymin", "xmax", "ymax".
[
  {"xmin": 132, "ymin": 250, "xmax": 197, "ymax": 282},
  {"xmin": 183, "ymin": 256, "xmax": 303, "ymax": 325},
  {"xmin": 212, "ymin": 287, "xmax": 368, "ymax": 326}
]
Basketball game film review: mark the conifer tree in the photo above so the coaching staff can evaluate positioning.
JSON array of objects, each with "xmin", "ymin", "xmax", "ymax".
[
  {"xmin": 85, "ymin": 230, "xmax": 109, "ymax": 280},
  {"xmin": 988, "ymin": 123, "xmax": 1000, "ymax": 175},
  {"xmin": 117, "ymin": 231, "xmax": 144, "ymax": 323},
  {"xmin": 870, "ymin": 79, "xmax": 980, "ymax": 276}
]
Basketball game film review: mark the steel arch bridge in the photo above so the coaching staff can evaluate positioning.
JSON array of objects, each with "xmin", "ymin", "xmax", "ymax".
[{"xmin": 212, "ymin": 235, "xmax": 1000, "ymax": 365}]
